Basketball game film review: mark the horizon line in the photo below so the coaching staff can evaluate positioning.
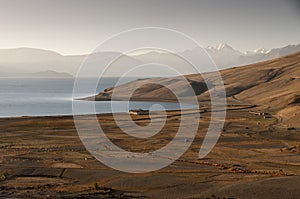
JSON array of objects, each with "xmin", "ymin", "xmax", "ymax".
[{"xmin": 0, "ymin": 42, "xmax": 299, "ymax": 56}]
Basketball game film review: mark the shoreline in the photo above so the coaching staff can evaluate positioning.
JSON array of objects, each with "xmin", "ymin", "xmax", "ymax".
[{"xmin": 0, "ymin": 103, "xmax": 256, "ymax": 120}]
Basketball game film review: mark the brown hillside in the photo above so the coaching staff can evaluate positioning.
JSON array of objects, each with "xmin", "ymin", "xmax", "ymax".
[{"xmin": 90, "ymin": 51, "xmax": 300, "ymax": 126}]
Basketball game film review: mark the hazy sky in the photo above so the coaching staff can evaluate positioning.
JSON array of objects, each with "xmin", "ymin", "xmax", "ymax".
[{"xmin": 0, "ymin": 0, "xmax": 299, "ymax": 55}]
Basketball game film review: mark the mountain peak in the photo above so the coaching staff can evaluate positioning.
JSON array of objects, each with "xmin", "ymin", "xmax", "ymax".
[
  {"xmin": 207, "ymin": 43, "xmax": 235, "ymax": 51},
  {"xmin": 254, "ymin": 47, "xmax": 269, "ymax": 54},
  {"xmin": 216, "ymin": 43, "xmax": 232, "ymax": 50}
]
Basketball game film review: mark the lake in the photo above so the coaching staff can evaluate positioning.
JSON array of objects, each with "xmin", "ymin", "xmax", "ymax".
[{"xmin": 0, "ymin": 77, "xmax": 194, "ymax": 118}]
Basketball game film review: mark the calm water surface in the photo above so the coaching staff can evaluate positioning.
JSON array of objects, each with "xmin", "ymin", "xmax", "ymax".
[{"xmin": 0, "ymin": 78, "xmax": 194, "ymax": 118}]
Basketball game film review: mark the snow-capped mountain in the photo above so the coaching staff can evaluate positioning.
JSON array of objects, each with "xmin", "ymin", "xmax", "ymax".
[
  {"xmin": 192, "ymin": 43, "xmax": 300, "ymax": 69},
  {"xmin": 207, "ymin": 43, "xmax": 242, "ymax": 54},
  {"xmin": 253, "ymin": 47, "xmax": 269, "ymax": 54},
  {"xmin": 204, "ymin": 43, "xmax": 244, "ymax": 68},
  {"xmin": 133, "ymin": 43, "xmax": 300, "ymax": 72}
]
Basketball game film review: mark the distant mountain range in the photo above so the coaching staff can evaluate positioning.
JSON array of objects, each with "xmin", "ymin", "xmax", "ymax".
[
  {"xmin": 0, "ymin": 48, "xmax": 141, "ymax": 77},
  {"xmin": 132, "ymin": 43, "xmax": 300, "ymax": 73},
  {"xmin": 203, "ymin": 43, "xmax": 300, "ymax": 68},
  {"xmin": 0, "ymin": 44, "xmax": 299, "ymax": 77}
]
